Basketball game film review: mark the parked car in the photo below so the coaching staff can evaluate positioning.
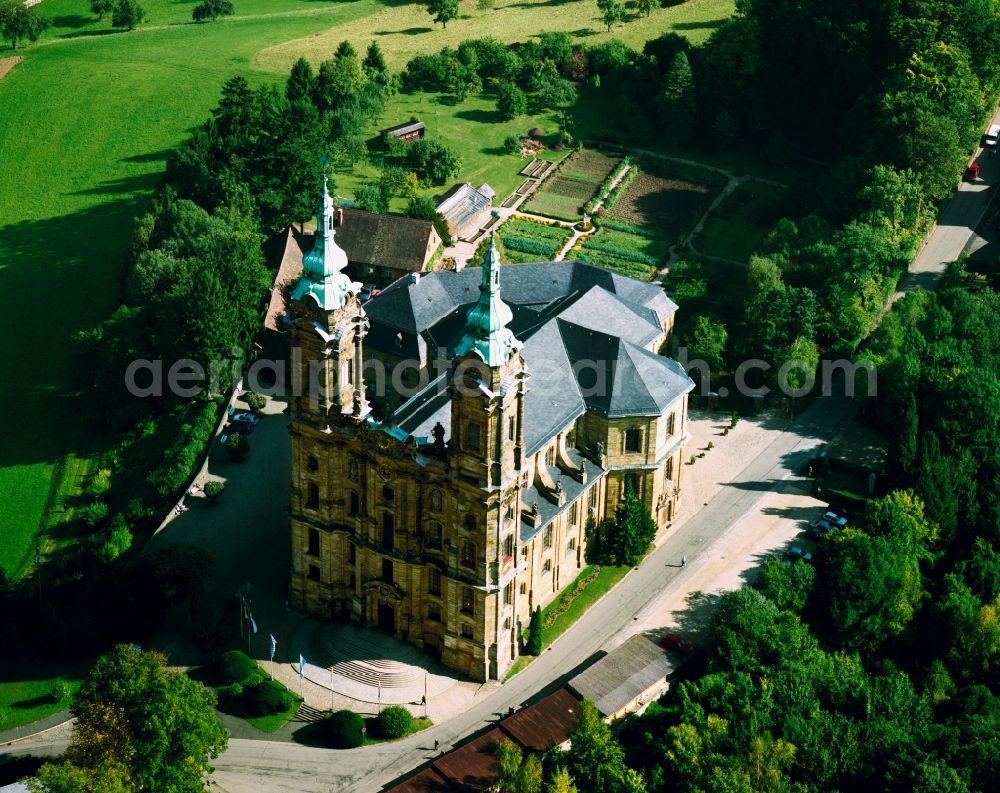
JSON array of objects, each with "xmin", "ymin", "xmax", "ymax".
[
  {"xmin": 822, "ymin": 510, "xmax": 848, "ymax": 528},
  {"xmin": 984, "ymin": 123, "xmax": 1000, "ymax": 148},
  {"xmin": 786, "ymin": 547, "xmax": 813, "ymax": 562},
  {"xmin": 228, "ymin": 419, "xmax": 255, "ymax": 435},
  {"xmin": 662, "ymin": 634, "xmax": 694, "ymax": 655},
  {"xmin": 965, "ymin": 163, "xmax": 982, "ymax": 181},
  {"xmin": 230, "ymin": 410, "xmax": 259, "ymax": 426}
]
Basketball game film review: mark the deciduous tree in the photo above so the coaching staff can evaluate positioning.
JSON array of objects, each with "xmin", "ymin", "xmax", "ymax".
[
  {"xmin": 0, "ymin": 0, "xmax": 50, "ymax": 49},
  {"xmin": 111, "ymin": 0, "xmax": 146, "ymax": 31},
  {"xmin": 596, "ymin": 0, "xmax": 625, "ymax": 32},
  {"xmin": 427, "ymin": 0, "xmax": 459, "ymax": 29}
]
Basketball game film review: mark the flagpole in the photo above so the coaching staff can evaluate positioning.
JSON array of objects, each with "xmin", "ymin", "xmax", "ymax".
[
  {"xmin": 246, "ymin": 603, "xmax": 252, "ymax": 656},
  {"xmin": 330, "ymin": 667, "xmax": 334, "ymax": 713},
  {"xmin": 424, "ymin": 671, "xmax": 428, "ymax": 720}
]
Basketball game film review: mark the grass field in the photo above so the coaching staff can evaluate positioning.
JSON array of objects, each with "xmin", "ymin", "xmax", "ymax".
[
  {"xmin": 523, "ymin": 148, "xmax": 621, "ymax": 220},
  {"xmin": 331, "ymin": 92, "xmax": 565, "ymax": 212},
  {"xmin": 696, "ymin": 181, "xmax": 789, "ymax": 262},
  {"xmin": 258, "ymin": 0, "xmax": 737, "ymax": 71},
  {"xmin": 0, "ymin": 0, "xmax": 735, "ymax": 578}
]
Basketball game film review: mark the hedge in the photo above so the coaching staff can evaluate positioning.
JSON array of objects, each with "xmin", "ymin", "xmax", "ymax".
[
  {"xmin": 148, "ymin": 399, "xmax": 223, "ymax": 498},
  {"xmin": 601, "ymin": 165, "xmax": 638, "ymax": 211},
  {"xmin": 246, "ymin": 679, "xmax": 296, "ymax": 717},
  {"xmin": 584, "ymin": 156, "xmax": 633, "ymax": 214}
]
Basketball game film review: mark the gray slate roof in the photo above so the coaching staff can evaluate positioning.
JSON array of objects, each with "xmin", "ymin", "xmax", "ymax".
[
  {"xmin": 368, "ymin": 261, "xmax": 691, "ymax": 454},
  {"xmin": 568, "ymin": 634, "xmax": 676, "ymax": 717}
]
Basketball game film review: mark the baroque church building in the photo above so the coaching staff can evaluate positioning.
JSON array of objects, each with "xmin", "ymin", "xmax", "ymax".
[{"xmin": 287, "ymin": 178, "xmax": 694, "ymax": 681}]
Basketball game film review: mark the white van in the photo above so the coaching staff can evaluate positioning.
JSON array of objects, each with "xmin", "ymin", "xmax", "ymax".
[{"xmin": 984, "ymin": 124, "xmax": 1000, "ymax": 148}]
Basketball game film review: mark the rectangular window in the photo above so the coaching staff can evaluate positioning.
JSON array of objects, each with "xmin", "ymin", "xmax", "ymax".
[
  {"xmin": 503, "ymin": 535, "xmax": 514, "ymax": 559},
  {"xmin": 508, "ymin": 416, "xmax": 515, "ymax": 441},
  {"xmin": 462, "ymin": 587, "xmax": 474, "ymax": 615},
  {"xmin": 569, "ymin": 502, "xmax": 578, "ymax": 526},
  {"xmin": 543, "ymin": 526, "xmax": 553, "ymax": 549},
  {"xmin": 382, "ymin": 485, "xmax": 395, "ymax": 502},
  {"xmin": 567, "ymin": 537, "xmax": 576, "ymax": 555},
  {"xmin": 503, "ymin": 585, "xmax": 513, "ymax": 605},
  {"xmin": 382, "ymin": 558, "xmax": 393, "ymax": 584},
  {"xmin": 344, "ymin": 361, "xmax": 353, "ymax": 386},
  {"xmin": 307, "ymin": 527, "xmax": 320, "ymax": 556},
  {"xmin": 667, "ymin": 413, "xmax": 676, "ymax": 435},
  {"xmin": 462, "ymin": 540, "xmax": 476, "ymax": 569},
  {"xmin": 664, "ymin": 456, "xmax": 674, "ymax": 481},
  {"xmin": 461, "ymin": 623, "xmax": 473, "ymax": 639},
  {"xmin": 588, "ymin": 487, "xmax": 597, "ymax": 509},
  {"xmin": 545, "ymin": 446, "xmax": 556, "ymax": 466},
  {"xmin": 466, "ymin": 422, "xmax": 481, "ymax": 451},
  {"xmin": 306, "ymin": 482, "xmax": 320, "ymax": 509},
  {"xmin": 625, "ymin": 428, "xmax": 642, "ymax": 453},
  {"xmin": 348, "ymin": 543, "xmax": 356, "ymax": 564},
  {"xmin": 543, "ymin": 559, "xmax": 552, "ymax": 573},
  {"xmin": 308, "ymin": 564, "xmax": 320, "ymax": 582},
  {"xmin": 348, "ymin": 572, "xmax": 356, "ymax": 589},
  {"xmin": 519, "ymin": 582, "xmax": 527, "ymax": 595},
  {"xmin": 307, "ymin": 455, "xmax": 319, "ymax": 472},
  {"xmin": 348, "ymin": 491, "xmax": 359, "ymax": 516},
  {"xmin": 382, "ymin": 513, "xmax": 394, "ymax": 550},
  {"xmin": 426, "ymin": 521, "xmax": 443, "ymax": 549},
  {"xmin": 428, "ymin": 605, "xmax": 441, "ymax": 622},
  {"xmin": 428, "ymin": 566, "xmax": 442, "ymax": 596}
]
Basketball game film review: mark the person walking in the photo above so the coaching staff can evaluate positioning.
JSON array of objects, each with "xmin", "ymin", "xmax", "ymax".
[{"xmin": 681, "ymin": 555, "xmax": 687, "ymax": 568}]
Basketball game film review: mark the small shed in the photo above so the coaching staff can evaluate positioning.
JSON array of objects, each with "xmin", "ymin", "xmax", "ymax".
[
  {"xmin": 568, "ymin": 634, "xmax": 676, "ymax": 722},
  {"xmin": 432, "ymin": 728, "xmax": 505, "ymax": 791},
  {"xmin": 382, "ymin": 120, "xmax": 426, "ymax": 142}
]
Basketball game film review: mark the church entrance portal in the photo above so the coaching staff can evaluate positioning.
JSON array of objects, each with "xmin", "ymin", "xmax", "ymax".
[{"xmin": 377, "ymin": 602, "xmax": 395, "ymax": 634}]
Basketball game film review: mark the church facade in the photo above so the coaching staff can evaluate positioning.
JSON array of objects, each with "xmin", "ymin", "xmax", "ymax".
[{"xmin": 287, "ymin": 179, "xmax": 694, "ymax": 682}]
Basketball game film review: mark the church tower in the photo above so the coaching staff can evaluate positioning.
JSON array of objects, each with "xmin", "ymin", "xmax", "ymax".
[
  {"xmin": 288, "ymin": 172, "xmax": 368, "ymax": 614},
  {"xmin": 449, "ymin": 234, "xmax": 527, "ymax": 490},
  {"xmin": 289, "ymin": 173, "xmax": 369, "ymax": 424}
]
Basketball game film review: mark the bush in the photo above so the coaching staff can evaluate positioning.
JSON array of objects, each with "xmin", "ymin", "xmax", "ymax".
[
  {"xmin": 526, "ymin": 607, "xmax": 542, "ymax": 655},
  {"xmin": 80, "ymin": 501, "xmax": 109, "ymax": 528},
  {"xmin": 246, "ymin": 679, "xmax": 295, "ymax": 716},
  {"xmin": 376, "ymin": 705, "xmax": 414, "ymax": 739},
  {"xmin": 325, "ymin": 709, "xmax": 365, "ymax": 748},
  {"xmin": 218, "ymin": 650, "xmax": 256, "ymax": 684},
  {"xmin": 244, "ymin": 392, "xmax": 267, "ymax": 414},
  {"xmin": 203, "ymin": 480, "xmax": 225, "ymax": 500},
  {"xmin": 89, "ymin": 468, "xmax": 112, "ymax": 497},
  {"xmin": 100, "ymin": 515, "xmax": 133, "ymax": 561},
  {"xmin": 503, "ymin": 135, "xmax": 521, "ymax": 155},
  {"xmin": 50, "ymin": 679, "xmax": 71, "ymax": 703},
  {"xmin": 226, "ymin": 432, "xmax": 250, "ymax": 460}
]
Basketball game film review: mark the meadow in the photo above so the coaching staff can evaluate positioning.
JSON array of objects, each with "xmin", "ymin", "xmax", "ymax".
[
  {"xmin": 695, "ymin": 180, "xmax": 789, "ymax": 262},
  {"xmin": 0, "ymin": 0, "xmax": 736, "ymax": 577}
]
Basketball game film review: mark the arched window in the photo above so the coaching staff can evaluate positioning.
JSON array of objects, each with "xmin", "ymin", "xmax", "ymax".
[
  {"xmin": 306, "ymin": 482, "xmax": 320, "ymax": 509},
  {"xmin": 306, "ymin": 455, "xmax": 319, "ymax": 472},
  {"xmin": 464, "ymin": 513, "xmax": 476, "ymax": 531}
]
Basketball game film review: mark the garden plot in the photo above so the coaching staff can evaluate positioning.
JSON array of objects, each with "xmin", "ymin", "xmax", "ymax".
[
  {"xmin": 576, "ymin": 225, "xmax": 670, "ymax": 281},
  {"xmin": 523, "ymin": 149, "xmax": 621, "ymax": 221},
  {"xmin": 499, "ymin": 218, "xmax": 573, "ymax": 263},
  {"xmin": 604, "ymin": 160, "xmax": 726, "ymax": 240}
]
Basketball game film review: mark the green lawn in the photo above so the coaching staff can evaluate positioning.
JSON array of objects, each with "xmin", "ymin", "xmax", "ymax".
[
  {"xmin": 696, "ymin": 181, "xmax": 789, "ymax": 262},
  {"xmin": 331, "ymin": 92, "xmax": 565, "ymax": 211},
  {"xmin": 505, "ymin": 564, "xmax": 630, "ymax": 679},
  {"xmin": 0, "ymin": 662, "xmax": 86, "ymax": 732},
  {"xmin": 245, "ymin": 693, "xmax": 303, "ymax": 733}
]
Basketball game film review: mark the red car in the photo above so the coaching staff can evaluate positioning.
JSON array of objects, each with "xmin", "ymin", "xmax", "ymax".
[{"xmin": 662, "ymin": 634, "xmax": 694, "ymax": 655}]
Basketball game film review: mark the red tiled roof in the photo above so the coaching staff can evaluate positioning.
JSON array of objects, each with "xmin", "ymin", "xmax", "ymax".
[
  {"xmin": 499, "ymin": 688, "xmax": 579, "ymax": 753},
  {"xmin": 387, "ymin": 766, "xmax": 452, "ymax": 793},
  {"xmin": 432, "ymin": 728, "xmax": 505, "ymax": 791}
]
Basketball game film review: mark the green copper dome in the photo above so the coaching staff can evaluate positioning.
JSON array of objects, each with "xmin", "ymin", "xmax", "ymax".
[
  {"xmin": 292, "ymin": 174, "xmax": 360, "ymax": 311},
  {"xmin": 455, "ymin": 233, "xmax": 521, "ymax": 366}
]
